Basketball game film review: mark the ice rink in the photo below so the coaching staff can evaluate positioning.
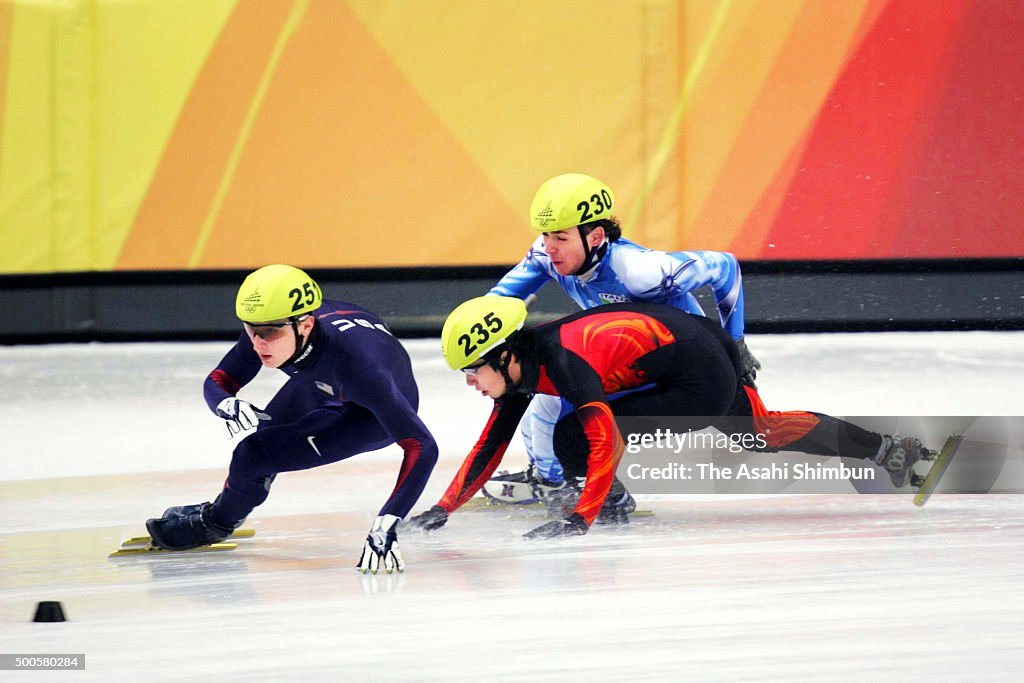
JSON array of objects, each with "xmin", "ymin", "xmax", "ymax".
[{"xmin": 1, "ymin": 331, "xmax": 1022, "ymax": 681}]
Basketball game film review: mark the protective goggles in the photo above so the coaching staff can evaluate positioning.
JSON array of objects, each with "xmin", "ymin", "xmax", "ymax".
[
  {"xmin": 461, "ymin": 360, "xmax": 488, "ymax": 375},
  {"xmin": 243, "ymin": 315, "xmax": 309, "ymax": 342}
]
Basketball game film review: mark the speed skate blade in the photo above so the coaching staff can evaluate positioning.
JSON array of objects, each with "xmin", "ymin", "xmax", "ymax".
[
  {"xmin": 462, "ymin": 496, "xmax": 654, "ymax": 517},
  {"xmin": 109, "ymin": 542, "xmax": 238, "ymax": 558},
  {"xmin": 913, "ymin": 434, "xmax": 963, "ymax": 507},
  {"xmin": 120, "ymin": 528, "xmax": 255, "ymax": 548}
]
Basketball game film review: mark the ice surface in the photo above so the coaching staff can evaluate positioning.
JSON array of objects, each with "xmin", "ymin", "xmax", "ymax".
[{"xmin": 1, "ymin": 331, "xmax": 1022, "ymax": 681}]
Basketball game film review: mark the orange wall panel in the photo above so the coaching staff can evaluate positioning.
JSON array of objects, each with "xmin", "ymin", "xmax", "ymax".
[{"xmin": 1, "ymin": 0, "xmax": 1022, "ymax": 276}]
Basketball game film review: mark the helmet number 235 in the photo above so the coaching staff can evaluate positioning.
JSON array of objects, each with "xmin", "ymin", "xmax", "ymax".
[{"xmin": 458, "ymin": 312, "xmax": 503, "ymax": 356}]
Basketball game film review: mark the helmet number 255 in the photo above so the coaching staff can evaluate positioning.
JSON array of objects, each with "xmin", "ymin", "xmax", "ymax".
[{"xmin": 457, "ymin": 312, "xmax": 503, "ymax": 356}]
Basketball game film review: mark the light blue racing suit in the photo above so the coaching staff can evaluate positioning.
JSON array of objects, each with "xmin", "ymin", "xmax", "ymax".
[{"xmin": 490, "ymin": 236, "xmax": 746, "ymax": 483}]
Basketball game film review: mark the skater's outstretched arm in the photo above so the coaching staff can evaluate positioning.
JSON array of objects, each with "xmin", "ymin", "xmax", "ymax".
[{"xmin": 407, "ymin": 393, "xmax": 530, "ymax": 530}]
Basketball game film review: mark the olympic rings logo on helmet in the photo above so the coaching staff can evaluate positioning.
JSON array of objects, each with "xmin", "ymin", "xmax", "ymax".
[
  {"xmin": 530, "ymin": 173, "xmax": 615, "ymax": 233},
  {"xmin": 235, "ymin": 264, "xmax": 323, "ymax": 323}
]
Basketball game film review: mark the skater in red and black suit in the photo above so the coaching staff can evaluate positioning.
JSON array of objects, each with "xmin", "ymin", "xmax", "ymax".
[{"xmin": 408, "ymin": 296, "xmax": 928, "ymax": 538}]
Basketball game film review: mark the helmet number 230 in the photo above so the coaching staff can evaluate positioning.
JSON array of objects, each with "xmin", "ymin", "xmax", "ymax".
[
  {"xmin": 458, "ymin": 312, "xmax": 503, "ymax": 356},
  {"xmin": 289, "ymin": 283, "xmax": 318, "ymax": 312},
  {"xmin": 576, "ymin": 190, "xmax": 614, "ymax": 223}
]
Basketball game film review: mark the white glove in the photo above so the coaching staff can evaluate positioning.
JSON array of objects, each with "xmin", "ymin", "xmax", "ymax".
[
  {"xmin": 216, "ymin": 398, "xmax": 271, "ymax": 437},
  {"xmin": 356, "ymin": 514, "xmax": 404, "ymax": 574}
]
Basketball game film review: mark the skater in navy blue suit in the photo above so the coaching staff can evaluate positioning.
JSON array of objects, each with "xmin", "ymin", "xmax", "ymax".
[{"xmin": 146, "ymin": 265, "xmax": 437, "ymax": 573}]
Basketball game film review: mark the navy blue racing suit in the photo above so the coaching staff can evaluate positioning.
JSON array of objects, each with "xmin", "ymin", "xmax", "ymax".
[{"xmin": 202, "ymin": 300, "xmax": 438, "ymax": 527}]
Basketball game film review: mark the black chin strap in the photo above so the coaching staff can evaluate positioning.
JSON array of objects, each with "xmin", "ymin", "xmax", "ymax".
[
  {"xmin": 496, "ymin": 354, "xmax": 516, "ymax": 396},
  {"xmin": 573, "ymin": 226, "xmax": 609, "ymax": 276},
  {"xmin": 282, "ymin": 317, "xmax": 314, "ymax": 367},
  {"xmin": 484, "ymin": 344, "xmax": 518, "ymax": 395}
]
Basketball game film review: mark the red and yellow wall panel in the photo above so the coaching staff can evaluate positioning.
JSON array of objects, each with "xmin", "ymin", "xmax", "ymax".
[{"xmin": 1, "ymin": 0, "xmax": 1021, "ymax": 274}]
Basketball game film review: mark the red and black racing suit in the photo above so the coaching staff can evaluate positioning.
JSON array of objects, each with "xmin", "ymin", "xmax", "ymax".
[{"xmin": 436, "ymin": 303, "xmax": 883, "ymax": 528}]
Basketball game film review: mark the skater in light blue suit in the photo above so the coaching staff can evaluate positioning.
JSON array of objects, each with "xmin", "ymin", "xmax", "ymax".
[{"xmin": 481, "ymin": 173, "xmax": 760, "ymax": 503}]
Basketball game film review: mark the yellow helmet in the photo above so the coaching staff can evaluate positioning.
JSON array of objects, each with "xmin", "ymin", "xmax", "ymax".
[
  {"xmin": 441, "ymin": 296, "xmax": 528, "ymax": 370},
  {"xmin": 235, "ymin": 264, "xmax": 322, "ymax": 323},
  {"xmin": 530, "ymin": 173, "xmax": 615, "ymax": 233}
]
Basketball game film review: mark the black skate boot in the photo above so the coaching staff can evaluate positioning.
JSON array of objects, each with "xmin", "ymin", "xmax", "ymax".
[
  {"xmin": 595, "ymin": 479, "xmax": 636, "ymax": 525},
  {"xmin": 160, "ymin": 494, "xmax": 245, "ymax": 524},
  {"xmin": 542, "ymin": 477, "xmax": 583, "ymax": 519},
  {"xmin": 146, "ymin": 502, "xmax": 234, "ymax": 551},
  {"xmin": 160, "ymin": 502, "xmax": 206, "ymax": 519},
  {"xmin": 875, "ymin": 435, "xmax": 933, "ymax": 488},
  {"xmin": 543, "ymin": 476, "xmax": 635, "ymax": 524},
  {"xmin": 482, "ymin": 464, "xmax": 565, "ymax": 505}
]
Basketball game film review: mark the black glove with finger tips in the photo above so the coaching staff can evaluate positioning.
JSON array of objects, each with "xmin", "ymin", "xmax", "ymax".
[
  {"xmin": 405, "ymin": 504, "xmax": 449, "ymax": 531},
  {"xmin": 523, "ymin": 512, "xmax": 589, "ymax": 539},
  {"xmin": 735, "ymin": 337, "xmax": 762, "ymax": 389}
]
